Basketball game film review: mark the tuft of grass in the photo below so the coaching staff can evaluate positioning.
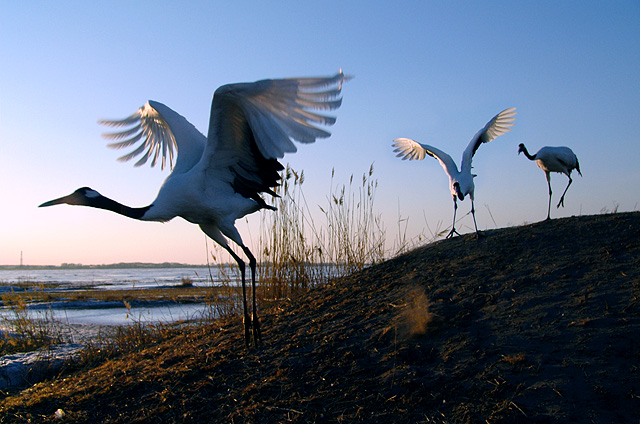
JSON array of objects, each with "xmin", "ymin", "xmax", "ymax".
[
  {"xmin": 400, "ymin": 288, "xmax": 434, "ymax": 336},
  {"xmin": 201, "ymin": 253, "xmax": 243, "ymax": 319},
  {"xmin": 501, "ymin": 352, "xmax": 527, "ymax": 365},
  {"xmin": 381, "ymin": 287, "xmax": 435, "ymax": 339},
  {"xmin": 319, "ymin": 164, "xmax": 387, "ymax": 273},
  {"xmin": 0, "ymin": 286, "xmax": 218, "ymax": 305},
  {"xmin": 1, "ymin": 290, "xmax": 67, "ymax": 356},
  {"xmin": 257, "ymin": 164, "xmax": 387, "ymax": 301},
  {"xmin": 74, "ymin": 320, "xmax": 180, "ymax": 368},
  {"xmin": 179, "ymin": 277, "xmax": 194, "ymax": 287},
  {"xmin": 600, "ymin": 201, "xmax": 620, "ymax": 214}
]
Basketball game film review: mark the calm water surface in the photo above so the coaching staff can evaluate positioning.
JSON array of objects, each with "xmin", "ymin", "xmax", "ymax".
[
  {"xmin": 0, "ymin": 267, "xmax": 233, "ymax": 327},
  {"xmin": 0, "ymin": 267, "xmax": 229, "ymax": 289}
]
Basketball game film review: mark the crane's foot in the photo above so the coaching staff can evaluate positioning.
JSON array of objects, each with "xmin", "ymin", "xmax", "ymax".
[
  {"xmin": 446, "ymin": 228, "xmax": 460, "ymax": 239},
  {"xmin": 557, "ymin": 198, "xmax": 566, "ymax": 208}
]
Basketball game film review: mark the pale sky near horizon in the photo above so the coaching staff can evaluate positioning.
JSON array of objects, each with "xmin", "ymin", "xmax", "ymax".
[{"xmin": 1, "ymin": 1, "xmax": 639, "ymax": 266}]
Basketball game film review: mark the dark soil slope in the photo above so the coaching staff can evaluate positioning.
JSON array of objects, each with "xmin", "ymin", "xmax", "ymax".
[{"xmin": 2, "ymin": 212, "xmax": 639, "ymax": 423}]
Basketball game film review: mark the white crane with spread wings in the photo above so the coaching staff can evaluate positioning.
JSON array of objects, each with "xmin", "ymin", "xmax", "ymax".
[
  {"xmin": 393, "ymin": 107, "xmax": 517, "ymax": 238},
  {"xmin": 40, "ymin": 71, "xmax": 352, "ymax": 347}
]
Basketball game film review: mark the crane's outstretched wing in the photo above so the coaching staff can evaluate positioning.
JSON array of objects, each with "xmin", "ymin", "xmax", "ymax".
[
  {"xmin": 461, "ymin": 107, "xmax": 516, "ymax": 172},
  {"xmin": 393, "ymin": 138, "xmax": 459, "ymax": 177},
  {"xmin": 203, "ymin": 71, "xmax": 352, "ymax": 203},
  {"xmin": 99, "ymin": 101, "xmax": 206, "ymax": 174}
]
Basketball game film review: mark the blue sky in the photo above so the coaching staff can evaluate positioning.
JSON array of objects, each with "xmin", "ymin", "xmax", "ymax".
[{"xmin": 1, "ymin": 1, "xmax": 639, "ymax": 265}]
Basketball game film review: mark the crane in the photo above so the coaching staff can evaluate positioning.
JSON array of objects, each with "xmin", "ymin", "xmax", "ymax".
[
  {"xmin": 393, "ymin": 107, "xmax": 517, "ymax": 238},
  {"xmin": 517, "ymin": 143, "xmax": 581, "ymax": 220},
  {"xmin": 39, "ymin": 71, "xmax": 351, "ymax": 348}
]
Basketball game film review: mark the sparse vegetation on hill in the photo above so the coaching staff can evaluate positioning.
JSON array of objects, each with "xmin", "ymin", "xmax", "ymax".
[{"xmin": 1, "ymin": 212, "xmax": 639, "ymax": 423}]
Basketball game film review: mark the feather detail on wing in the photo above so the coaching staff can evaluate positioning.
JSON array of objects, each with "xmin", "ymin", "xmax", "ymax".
[
  {"xmin": 208, "ymin": 71, "xmax": 351, "ymax": 158},
  {"xmin": 393, "ymin": 138, "xmax": 459, "ymax": 177},
  {"xmin": 204, "ymin": 71, "xmax": 351, "ymax": 203},
  {"xmin": 392, "ymin": 137, "xmax": 428, "ymax": 160},
  {"xmin": 462, "ymin": 107, "xmax": 517, "ymax": 172},
  {"xmin": 479, "ymin": 107, "xmax": 517, "ymax": 144},
  {"xmin": 99, "ymin": 101, "xmax": 206, "ymax": 174}
]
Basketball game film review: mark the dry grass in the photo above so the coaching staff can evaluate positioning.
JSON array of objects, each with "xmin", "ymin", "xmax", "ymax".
[
  {"xmin": 399, "ymin": 287, "xmax": 434, "ymax": 336},
  {"xmin": 257, "ymin": 164, "xmax": 392, "ymax": 301},
  {"xmin": 0, "ymin": 293, "xmax": 67, "ymax": 356},
  {"xmin": 1, "ymin": 286, "xmax": 223, "ymax": 305},
  {"xmin": 0, "ymin": 282, "xmax": 234, "ymax": 358},
  {"xmin": 501, "ymin": 352, "xmax": 527, "ymax": 365}
]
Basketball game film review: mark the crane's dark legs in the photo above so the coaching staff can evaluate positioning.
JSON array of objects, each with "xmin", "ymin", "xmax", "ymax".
[
  {"xmin": 221, "ymin": 246, "xmax": 252, "ymax": 348},
  {"xmin": 446, "ymin": 197, "xmax": 460, "ymax": 239},
  {"xmin": 470, "ymin": 199, "xmax": 480, "ymax": 237},
  {"xmin": 545, "ymin": 173, "xmax": 552, "ymax": 221},
  {"xmin": 557, "ymin": 175, "xmax": 573, "ymax": 209},
  {"xmin": 240, "ymin": 245, "xmax": 261, "ymax": 346},
  {"xmin": 198, "ymin": 224, "xmax": 260, "ymax": 348}
]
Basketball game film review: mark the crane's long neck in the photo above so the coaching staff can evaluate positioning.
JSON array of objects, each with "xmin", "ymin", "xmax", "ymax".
[
  {"xmin": 85, "ymin": 194, "xmax": 151, "ymax": 220},
  {"xmin": 519, "ymin": 144, "xmax": 536, "ymax": 161},
  {"xmin": 39, "ymin": 187, "xmax": 152, "ymax": 221}
]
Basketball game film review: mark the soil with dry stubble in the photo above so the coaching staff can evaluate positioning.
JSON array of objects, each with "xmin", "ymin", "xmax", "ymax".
[{"xmin": 1, "ymin": 212, "xmax": 639, "ymax": 423}]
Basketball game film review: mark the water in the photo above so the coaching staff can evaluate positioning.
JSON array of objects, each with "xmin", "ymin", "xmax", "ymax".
[
  {"xmin": 15, "ymin": 302, "xmax": 211, "ymax": 326},
  {"xmin": 0, "ymin": 266, "xmax": 232, "ymax": 328},
  {"xmin": 0, "ymin": 266, "xmax": 225, "ymax": 290}
]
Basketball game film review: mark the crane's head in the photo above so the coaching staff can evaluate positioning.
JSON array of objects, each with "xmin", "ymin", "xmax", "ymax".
[
  {"xmin": 39, "ymin": 187, "xmax": 102, "ymax": 208},
  {"xmin": 517, "ymin": 143, "xmax": 526, "ymax": 155},
  {"xmin": 453, "ymin": 182, "xmax": 464, "ymax": 201}
]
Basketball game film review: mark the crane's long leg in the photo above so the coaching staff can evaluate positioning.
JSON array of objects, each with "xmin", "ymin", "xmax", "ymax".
[
  {"xmin": 220, "ymin": 245, "xmax": 252, "ymax": 348},
  {"xmin": 240, "ymin": 245, "xmax": 261, "ymax": 346},
  {"xmin": 446, "ymin": 196, "xmax": 460, "ymax": 239},
  {"xmin": 470, "ymin": 199, "xmax": 479, "ymax": 236},
  {"xmin": 545, "ymin": 172, "xmax": 552, "ymax": 221},
  {"xmin": 200, "ymin": 223, "xmax": 254, "ymax": 348},
  {"xmin": 557, "ymin": 175, "xmax": 573, "ymax": 209}
]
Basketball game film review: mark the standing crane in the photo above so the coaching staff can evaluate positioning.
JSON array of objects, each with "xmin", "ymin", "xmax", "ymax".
[
  {"xmin": 39, "ymin": 71, "xmax": 351, "ymax": 348},
  {"xmin": 517, "ymin": 143, "xmax": 581, "ymax": 220},
  {"xmin": 393, "ymin": 107, "xmax": 517, "ymax": 238}
]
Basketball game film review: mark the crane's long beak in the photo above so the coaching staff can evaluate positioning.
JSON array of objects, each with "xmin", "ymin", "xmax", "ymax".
[
  {"xmin": 39, "ymin": 187, "xmax": 100, "ymax": 208},
  {"xmin": 39, "ymin": 194, "xmax": 74, "ymax": 207}
]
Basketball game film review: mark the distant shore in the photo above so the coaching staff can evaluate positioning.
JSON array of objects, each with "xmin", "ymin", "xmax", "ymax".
[{"xmin": 0, "ymin": 262, "xmax": 212, "ymax": 270}]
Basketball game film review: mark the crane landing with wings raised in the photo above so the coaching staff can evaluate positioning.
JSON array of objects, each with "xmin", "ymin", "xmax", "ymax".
[
  {"xmin": 393, "ymin": 107, "xmax": 517, "ymax": 238},
  {"xmin": 40, "ymin": 71, "xmax": 352, "ymax": 348}
]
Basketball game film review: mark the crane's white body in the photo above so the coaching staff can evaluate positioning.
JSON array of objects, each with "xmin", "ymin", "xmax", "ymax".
[
  {"xmin": 518, "ymin": 143, "xmax": 581, "ymax": 220},
  {"xmin": 393, "ymin": 107, "xmax": 517, "ymax": 238},
  {"xmin": 40, "ymin": 72, "xmax": 351, "ymax": 347},
  {"xmin": 529, "ymin": 146, "xmax": 579, "ymax": 176}
]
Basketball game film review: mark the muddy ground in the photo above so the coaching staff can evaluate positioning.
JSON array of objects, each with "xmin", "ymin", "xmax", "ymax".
[{"xmin": 1, "ymin": 212, "xmax": 639, "ymax": 423}]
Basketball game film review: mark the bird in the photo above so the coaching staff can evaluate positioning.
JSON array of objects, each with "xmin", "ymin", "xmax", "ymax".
[
  {"xmin": 517, "ymin": 143, "xmax": 581, "ymax": 220},
  {"xmin": 39, "ymin": 71, "xmax": 351, "ymax": 348},
  {"xmin": 392, "ymin": 107, "xmax": 517, "ymax": 238}
]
